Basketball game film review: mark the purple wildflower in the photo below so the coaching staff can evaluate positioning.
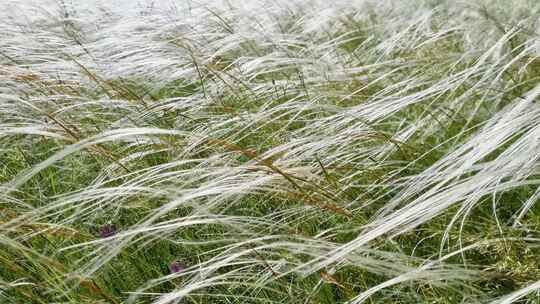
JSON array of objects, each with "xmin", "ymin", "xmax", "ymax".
[
  {"xmin": 99, "ymin": 224, "xmax": 117, "ymax": 238},
  {"xmin": 169, "ymin": 261, "xmax": 186, "ymax": 274}
]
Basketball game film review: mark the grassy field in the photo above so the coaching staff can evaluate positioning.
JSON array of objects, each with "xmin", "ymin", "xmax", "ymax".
[{"xmin": 1, "ymin": 0, "xmax": 540, "ymax": 303}]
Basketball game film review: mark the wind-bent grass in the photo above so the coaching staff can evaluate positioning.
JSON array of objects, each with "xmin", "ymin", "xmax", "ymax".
[{"xmin": 1, "ymin": 0, "xmax": 540, "ymax": 303}]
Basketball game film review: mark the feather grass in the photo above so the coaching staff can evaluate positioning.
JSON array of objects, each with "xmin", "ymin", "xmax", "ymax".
[{"xmin": 1, "ymin": 0, "xmax": 540, "ymax": 303}]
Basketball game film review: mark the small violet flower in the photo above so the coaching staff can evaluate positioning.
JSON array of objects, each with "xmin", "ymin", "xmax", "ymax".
[
  {"xmin": 99, "ymin": 224, "xmax": 117, "ymax": 238},
  {"xmin": 169, "ymin": 261, "xmax": 186, "ymax": 274}
]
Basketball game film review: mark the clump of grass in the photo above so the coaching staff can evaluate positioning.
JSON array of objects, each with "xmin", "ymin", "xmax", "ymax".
[{"xmin": 1, "ymin": 0, "xmax": 540, "ymax": 303}]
